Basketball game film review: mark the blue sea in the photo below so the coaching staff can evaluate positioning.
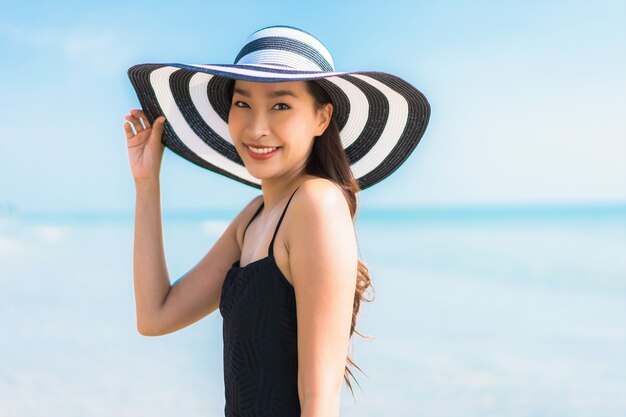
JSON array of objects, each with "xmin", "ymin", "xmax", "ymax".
[{"xmin": 0, "ymin": 204, "xmax": 624, "ymax": 417}]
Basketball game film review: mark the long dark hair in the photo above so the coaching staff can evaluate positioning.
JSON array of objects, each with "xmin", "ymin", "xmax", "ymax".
[
  {"xmin": 225, "ymin": 78, "xmax": 375, "ymax": 399},
  {"xmin": 304, "ymin": 80, "xmax": 375, "ymax": 399}
]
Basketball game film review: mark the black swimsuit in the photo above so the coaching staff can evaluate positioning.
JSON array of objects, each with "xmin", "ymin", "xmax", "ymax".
[{"xmin": 219, "ymin": 186, "xmax": 301, "ymax": 416}]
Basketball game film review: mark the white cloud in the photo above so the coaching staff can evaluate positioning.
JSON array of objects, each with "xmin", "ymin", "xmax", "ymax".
[
  {"xmin": 28, "ymin": 225, "xmax": 69, "ymax": 243},
  {"xmin": 0, "ymin": 235, "xmax": 24, "ymax": 256}
]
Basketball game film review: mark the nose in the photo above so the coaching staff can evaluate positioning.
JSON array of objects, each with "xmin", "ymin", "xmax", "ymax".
[{"xmin": 243, "ymin": 108, "xmax": 271, "ymax": 141}]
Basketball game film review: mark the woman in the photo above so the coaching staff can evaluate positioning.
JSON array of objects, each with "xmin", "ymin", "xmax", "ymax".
[{"xmin": 123, "ymin": 25, "xmax": 429, "ymax": 417}]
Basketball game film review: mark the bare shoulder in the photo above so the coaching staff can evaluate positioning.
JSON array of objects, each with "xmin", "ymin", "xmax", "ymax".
[
  {"xmin": 285, "ymin": 177, "xmax": 357, "ymax": 287},
  {"xmin": 291, "ymin": 177, "xmax": 350, "ymax": 218},
  {"xmin": 285, "ymin": 178, "xmax": 354, "ymax": 253}
]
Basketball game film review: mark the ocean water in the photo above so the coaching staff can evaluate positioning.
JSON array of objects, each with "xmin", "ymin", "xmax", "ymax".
[{"xmin": 0, "ymin": 204, "xmax": 624, "ymax": 417}]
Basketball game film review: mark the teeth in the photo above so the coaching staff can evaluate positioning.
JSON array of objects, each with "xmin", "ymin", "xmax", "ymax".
[{"xmin": 248, "ymin": 146, "xmax": 278, "ymax": 154}]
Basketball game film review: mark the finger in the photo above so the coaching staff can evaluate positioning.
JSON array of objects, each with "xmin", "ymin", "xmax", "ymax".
[
  {"xmin": 123, "ymin": 121, "xmax": 137, "ymax": 139},
  {"xmin": 130, "ymin": 109, "xmax": 151, "ymax": 129},
  {"xmin": 125, "ymin": 114, "xmax": 145, "ymax": 133},
  {"xmin": 125, "ymin": 115, "xmax": 144, "ymax": 134},
  {"xmin": 151, "ymin": 116, "xmax": 167, "ymax": 142}
]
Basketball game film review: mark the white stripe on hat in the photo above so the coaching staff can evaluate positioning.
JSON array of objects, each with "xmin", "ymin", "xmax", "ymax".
[
  {"xmin": 189, "ymin": 72, "xmax": 232, "ymax": 144},
  {"xmin": 324, "ymin": 76, "xmax": 369, "ymax": 148},
  {"xmin": 239, "ymin": 63, "xmax": 303, "ymax": 70},
  {"xmin": 186, "ymin": 64, "xmax": 346, "ymax": 79},
  {"xmin": 246, "ymin": 26, "xmax": 334, "ymax": 70},
  {"xmin": 348, "ymin": 74, "xmax": 409, "ymax": 179},
  {"xmin": 237, "ymin": 49, "xmax": 325, "ymax": 71},
  {"xmin": 150, "ymin": 66, "xmax": 259, "ymax": 185}
]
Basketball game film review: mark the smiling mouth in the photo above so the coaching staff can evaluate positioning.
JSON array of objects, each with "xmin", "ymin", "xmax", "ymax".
[{"xmin": 247, "ymin": 145, "xmax": 281, "ymax": 154}]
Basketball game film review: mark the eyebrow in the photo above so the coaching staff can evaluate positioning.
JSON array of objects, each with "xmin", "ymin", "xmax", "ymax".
[{"xmin": 233, "ymin": 88, "xmax": 299, "ymax": 99}]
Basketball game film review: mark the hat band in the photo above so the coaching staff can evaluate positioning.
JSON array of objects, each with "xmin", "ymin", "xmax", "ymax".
[{"xmin": 234, "ymin": 37, "xmax": 334, "ymax": 71}]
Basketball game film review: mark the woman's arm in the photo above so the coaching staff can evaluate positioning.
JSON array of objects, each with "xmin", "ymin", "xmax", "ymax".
[
  {"xmin": 133, "ymin": 193, "xmax": 261, "ymax": 336},
  {"xmin": 123, "ymin": 109, "xmax": 172, "ymax": 336},
  {"xmin": 146, "ymin": 195, "xmax": 263, "ymax": 335},
  {"xmin": 132, "ymin": 178, "xmax": 171, "ymax": 335},
  {"xmin": 287, "ymin": 179, "xmax": 358, "ymax": 417}
]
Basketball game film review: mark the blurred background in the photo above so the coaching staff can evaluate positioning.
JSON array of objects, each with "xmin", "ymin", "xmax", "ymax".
[{"xmin": 0, "ymin": 0, "xmax": 624, "ymax": 416}]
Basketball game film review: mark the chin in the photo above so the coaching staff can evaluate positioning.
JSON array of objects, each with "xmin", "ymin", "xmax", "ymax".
[{"xmin": 245, "ymin": 167, "xmax": 277, "ymax": 181}]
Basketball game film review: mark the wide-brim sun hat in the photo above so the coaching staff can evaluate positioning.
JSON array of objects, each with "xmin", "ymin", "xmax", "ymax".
[{"xmin": 127, "ymin": 25, "xmax": 430, "ymax": 190}]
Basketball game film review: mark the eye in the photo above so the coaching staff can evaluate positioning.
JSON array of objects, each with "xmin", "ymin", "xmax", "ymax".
[
  {"xmin": 233, "ymin": 100, "xmax": 249, "ymax": 108},
  {"xmin": 273, "ymin": 103, "xmax": 290, "ymax": 110}
]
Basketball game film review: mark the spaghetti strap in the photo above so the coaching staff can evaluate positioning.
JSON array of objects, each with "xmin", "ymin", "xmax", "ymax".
[
  {"xmin": 242, "ymin": 199, "xmax": 264, "ymax": 243},
  {"xmin": 268, "ymin": 186, "xmax": 301, "ymax": 259}
]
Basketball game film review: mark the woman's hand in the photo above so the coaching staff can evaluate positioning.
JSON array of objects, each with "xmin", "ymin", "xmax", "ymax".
[{"xmin": 123, "ymin": 109, "xmax": 167, "ymax": 182}]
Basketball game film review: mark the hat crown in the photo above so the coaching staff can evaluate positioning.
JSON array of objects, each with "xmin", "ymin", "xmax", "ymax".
[{"xmin": 233, "ymin": 25, "xmax": 335, "ymax": 72}]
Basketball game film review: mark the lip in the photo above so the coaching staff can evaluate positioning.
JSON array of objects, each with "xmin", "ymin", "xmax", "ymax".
[{"xmin": 245, "ymin": 145, "xmax": 281, "ymax": 160}]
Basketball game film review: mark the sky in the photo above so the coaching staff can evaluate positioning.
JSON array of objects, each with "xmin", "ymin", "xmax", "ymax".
[{"xmin": 0, "ymin": 0, "xmax": 624, "ymax": 213}]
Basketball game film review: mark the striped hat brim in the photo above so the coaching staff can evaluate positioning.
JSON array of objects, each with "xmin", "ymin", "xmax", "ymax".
[{"xmin": 127, "ymin": 62, "xmax": 430, "ymax": 190}]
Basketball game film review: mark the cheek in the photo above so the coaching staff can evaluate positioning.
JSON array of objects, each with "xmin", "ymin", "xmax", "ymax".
[
  {"xmin": 227, "ymin": 112, "xmax": 242, "ymax": 140},
  {"xmin": 279, "ymin": 114, "xmax": 316, "ymax": 141}
]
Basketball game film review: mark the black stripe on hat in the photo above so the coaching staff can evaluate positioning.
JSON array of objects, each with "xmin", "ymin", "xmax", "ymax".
[
  {"xmin": 169, "ymin": 69, "xmax": 242, "ymax": 163},
  {"xmin": 206, "ymin": 74, "xmax": 232, "ymax": 124},
  {"xmin": 353, "ymin": 72, "xmax": 431, "ymax": 190},
  {"xmin": 127, "ymin": 64, "xmax": 163, "ymax": 125},
  {"xmin": 234, "ymin": 37, "xmax": 334, "ymax": 71},
  {"xmin": 340, "ymin": 74, "xmax": 389, "ymax": 164},
  {"xmin": 310, "ymin": 78, "xmax": 350, "ymax": 132}
]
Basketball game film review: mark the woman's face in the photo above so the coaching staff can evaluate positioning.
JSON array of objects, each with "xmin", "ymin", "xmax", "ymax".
[{"xmin": 228, "ymin": 80, "xmax": 332, "ymax": 181}]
